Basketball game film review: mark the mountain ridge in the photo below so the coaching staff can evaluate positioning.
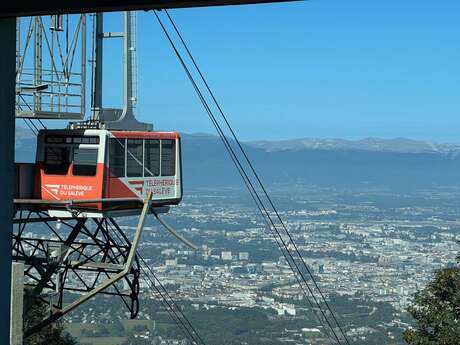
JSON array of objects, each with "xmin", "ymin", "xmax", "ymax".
[
  {"xmin": 15, "ymin": 128, "xmax": 460, "ymax": 192},
  {"xmin": 246, "ymin": 136, "xmax": 460, "ymax": 155},
  {"xmin": 16, "ymin": 127, "xmax": 460, "ymax": 155}
]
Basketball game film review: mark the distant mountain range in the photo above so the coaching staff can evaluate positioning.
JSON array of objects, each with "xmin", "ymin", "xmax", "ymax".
[
  {"xmin": 248, "ymin": 137, "xmax": 460, "ymax": 156},
  {"xmin": 180, "ymin": 133, "xmax": 460, "ymax": 191},
  {"xmin": 15, "ymin": 128, "xmax": 460, "ymax": 191}
]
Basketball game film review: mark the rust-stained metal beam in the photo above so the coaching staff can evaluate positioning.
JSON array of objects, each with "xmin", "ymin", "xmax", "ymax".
[{"xmin": 0, "ymin": 0, "xmax": 298, "ymax": 18}]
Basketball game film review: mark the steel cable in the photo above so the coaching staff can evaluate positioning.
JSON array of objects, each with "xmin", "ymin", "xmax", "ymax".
[
  {"xmin": 163, "ymin": 13, "xmax": 350, "ymax": 344},
  {"xmin": 153, "ymin": 10, "xmax": 350, "ymax": 345},
  {"xmin": 107, "ymin": 219, "xmax": 205, "ymax": 345},
  {"xmin": 163, "ymin": 12, "xmax": 352, "ymax": 345}
]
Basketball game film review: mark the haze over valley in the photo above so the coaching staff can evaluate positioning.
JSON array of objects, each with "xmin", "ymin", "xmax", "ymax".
[{"xmin": 16, "ymin": 127, "xmax": 460, "ymax": 192}]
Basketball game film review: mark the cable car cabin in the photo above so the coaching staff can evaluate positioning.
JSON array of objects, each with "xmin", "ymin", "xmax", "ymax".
[{"xmin": 35, "ymin": 129, "xmax": 182, "ymax": 216}]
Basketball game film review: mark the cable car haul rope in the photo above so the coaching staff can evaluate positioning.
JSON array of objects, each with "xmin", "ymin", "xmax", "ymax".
[
  {"xmin": 151, "ymin": 9, "xmax": 352, "ymax": 345},
  {"xmin": 107, "ymin": 217, "xmax": 206, "ymax": 345}
]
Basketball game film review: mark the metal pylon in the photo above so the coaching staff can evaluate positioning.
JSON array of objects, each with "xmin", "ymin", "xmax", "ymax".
[{"xmin": 12, "ymin": 193, "xmax": 153, "ymax": 337}]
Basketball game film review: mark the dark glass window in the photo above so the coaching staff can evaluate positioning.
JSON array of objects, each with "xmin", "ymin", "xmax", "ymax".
[
  {"xmin": 144, "ymin": 139, "xmax": 160, "ymax": 177},
  {"xmin": 59, "ymin": 136, "xmax": 100, "ymax": 144},
  {"xmin": 161, "ymin": 140, "xmax": 176, "ymax": 176},
  {"xmin": 86, "ymin": 137, "xmax": 99, "ymax": 144},
  {"xmin": 127, "ymin": 139, "xmax": 143, "ymax": 177},
  {"xmin": 44, "ymin": 147, "xmax": 70, "ymax": 175},
  {"xmin": 45, "ymin": 136, "xmax": 64, "ymax": 144},
  {"xmin": 109, "ymin": 138, "xmax": 126, "ymax": 177},
  {"xmin": 73, "ymin": 149, "xmax": 98, "ymax": 176}
]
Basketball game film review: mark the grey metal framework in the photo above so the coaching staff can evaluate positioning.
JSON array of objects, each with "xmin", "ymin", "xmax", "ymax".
[
  {"xmin": 16, "ymin": 15, "xmax": 86, "ymax": 119},
  {"xmin": 13, "ymin": 193, "xmax": 152, "ymax": 337},
  {"xmin": 94, "ymin": 12, "xmax": 152, "ymax": 131},
  {"xmin": 12, "ymin": 9, "xmax": 175, "ymax": 337}
]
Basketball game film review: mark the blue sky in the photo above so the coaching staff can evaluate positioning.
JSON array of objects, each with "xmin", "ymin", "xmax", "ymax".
[{"xmin": 100, "ymin": 0, "xmax": 459, "ymax": 142}]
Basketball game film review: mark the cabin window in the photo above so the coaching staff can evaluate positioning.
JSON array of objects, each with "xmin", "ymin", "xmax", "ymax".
[
  {"xmin": 64, "ymin": 136, "xmax": 99, "ymax": 144},
  {"xmin": 161, "ymin": 140, "xmax": 176, "ymax": 176},
  {"xmin": 109, "ymin": 138, "xmax": 126, "ymax": 177},
  {"xmin": 109, "ymin": 137, "xmax": 177, "ymax": 178},
  {"xmin": 73, "ymin": 148, "xmax": 98, "ymax": 176},
  {"xmin": 127, "ymin": 139, "xmax": 143, "ymax": 177},
  {"xmin": 44, "ymin": 147, "xmax": 70, "ymax": 175},
  {"xmin": 144, "ymin": 139, "xmax": 160, "ymax": 177},
  {"xmin": 45, "ymin": 136, "xmax": 64, "ymax": 144}
]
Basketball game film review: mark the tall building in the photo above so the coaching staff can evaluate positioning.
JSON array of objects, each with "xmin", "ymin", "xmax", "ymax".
[
  {"xmin": 239, "ymin": 252, "xmax": 249, "ymax": 261},
  {"xmin": 221, "ymin": 251, "xmax": 232, "ymax": 261},
  {"xmin": 165, "ymin": 259, "xmax": 178, "ymax": 267}
]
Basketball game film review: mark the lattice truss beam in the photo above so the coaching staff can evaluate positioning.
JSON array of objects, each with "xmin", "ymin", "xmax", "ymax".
[
  {"xmin": 13, "ymin": 211, "xmax": 141, "ymax": 325},
  {"xmin": 16, "ymin": 15, "xmax": 86, "ymax": 119}
]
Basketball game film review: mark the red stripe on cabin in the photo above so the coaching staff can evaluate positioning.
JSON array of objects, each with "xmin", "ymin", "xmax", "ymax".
[
  {"xmin": 106, "ymin": 174, "xmax": 139, "ymax": 199},
  {"xmin": 110, "ymin": 131, "xmax": 180, "ymax": 140}
]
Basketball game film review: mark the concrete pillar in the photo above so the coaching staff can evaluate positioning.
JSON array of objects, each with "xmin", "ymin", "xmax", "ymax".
[
  {"xmin": 10, "ymin": 263, "xmax": 24, "ymax": 345},
  {"xmin": 0, "ymin": 17, "xmax": 16, "ymax": 345}
]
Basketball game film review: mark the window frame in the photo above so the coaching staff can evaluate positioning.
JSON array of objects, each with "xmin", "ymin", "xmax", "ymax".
[
  {"xmin": 160, "ymin": 139, "xmax": 176, "ymax": 177},
  {"xmin": 126, "ymin": 138, "xmax": 144, "ymax": 177},
  {"xmin": 107, "ymin": 136, "xmax": 178, "ymax": 178},
  {"xmin": 108, "ymin": 137, "xmax": 127, "ymax": 178},
  {"xmin": 144, "ymin": 138, "xmax": 161, "ymax": 177},
  {"xmin": 43, "ymin": 146, "xmax": 71, "ymax": 175}
]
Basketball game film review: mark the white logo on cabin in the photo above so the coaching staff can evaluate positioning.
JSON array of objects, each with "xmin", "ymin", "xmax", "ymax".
[
  {"xmin": 43, "ymin": 184, "xmax": 94, "ymax": 198},
  {"xmin": 44, "ymin": 184, "xmax": 60, "ymax": 196}
]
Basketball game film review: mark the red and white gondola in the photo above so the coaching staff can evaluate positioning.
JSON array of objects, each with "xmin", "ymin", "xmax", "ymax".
[{"xmin": 33, "ymin": 128, "xmax": 182, "ymax": 215}]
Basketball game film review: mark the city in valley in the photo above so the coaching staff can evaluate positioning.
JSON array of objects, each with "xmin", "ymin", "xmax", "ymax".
[{"xmin": 24, "ymin": 185, "xmax": 459, "ymax": 345}]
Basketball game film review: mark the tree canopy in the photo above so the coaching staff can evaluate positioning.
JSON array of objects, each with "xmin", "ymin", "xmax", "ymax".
[
  {"xmin": 404, "ymin": 262, "xmax": 460, "ymax": 345},
  {"xmin": 24, "ymin": 289, "xmax": 77, "ymax": 345}
]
